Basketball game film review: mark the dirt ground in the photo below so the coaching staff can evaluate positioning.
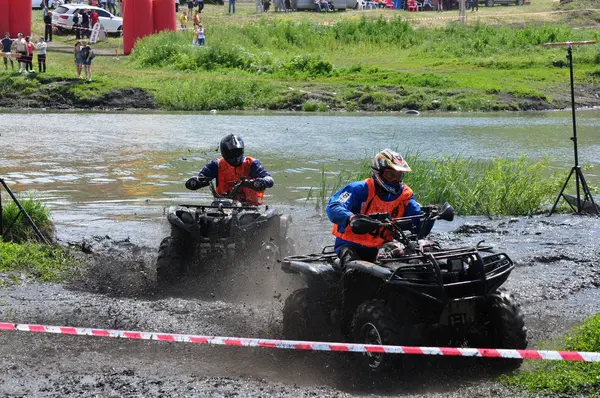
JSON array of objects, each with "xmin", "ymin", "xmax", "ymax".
[{"xmin": 1, "ymin": 212, "xmax": 599, "ymax": 397}]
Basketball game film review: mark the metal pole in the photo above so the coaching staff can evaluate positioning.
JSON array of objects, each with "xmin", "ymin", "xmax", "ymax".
[
  {"xmin": 0, "ymin": 179, "xmax": 50, "ymax": 245},
  {"xmin": 567, "ymin": 45, "xmax": 582, "ymax": 213}
]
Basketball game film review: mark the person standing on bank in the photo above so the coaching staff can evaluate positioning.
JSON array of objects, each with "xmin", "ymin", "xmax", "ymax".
[
  {"xmin": 36, "ymin": 37, "xmax": 47, "ymax": 73},
  {"xmin": 74, "ymin": 41, "xmax": 83, "ymax": 78},
  {"xmin": 43, "ymin": 12, "xmax": 53, "ymax": 42},
  {"xmin": 1, "ymin": 33, "xmax": 14, "ymax": 71}
]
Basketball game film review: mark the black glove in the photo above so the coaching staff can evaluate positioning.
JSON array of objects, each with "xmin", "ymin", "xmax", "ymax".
[
  {"xmin": 241, "ymin": 178, "xmax": 267, "ymax": 191},
  {"xmin": 349, "ymin": 214, "xmax": 382, "ymax": 235},
  {"xmin": 185, "ymin": 177, "xmax": 210, "ymax": 190}
]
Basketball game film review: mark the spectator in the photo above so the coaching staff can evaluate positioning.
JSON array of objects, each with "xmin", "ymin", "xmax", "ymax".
[
  {"xmin": 81, "ymin": 10, "xmax": 91, "ymax": 38},
  {"xmin": 192, "ymin": 10, "xmax": 200, "ymax": 27},
  {"xmin": 108, "ymin": 0, "xmax": 117, "ymax": 14},
  {"xmin": 72, "ymin": 9, "xmax": 82, "ymax": 39},
  {"xmin": 179, "ymin": 11, "xmax": 188, "ymax": 29},
  {"xmin": 228, "ymin": 0, "xmax": 236, "ymax": 14},
  {"xmin": 314, "ymin": 0, "xmax": 321, "ymax": 11},
  {"xmin": 470, "ymin": 0, "xmax": 478, "ymax": 11},
  {"xmin": 80, "ymin": 41, "xmax": 94, "ymax": 81},
  {"xmin": 277, "ymin": 0, "xmax": 287, "ymax": 11},
  {"xmin": 15, "ymin": 33, "xmax": 27, "ymax": 73},
  {"xmin": 36, "ymin": 37, "xmax": 47, "ymax": 73},
  {"xmin": 256, "ymin": 0, "xmax": 263, "ymax": 13},
  {"xmin": 44, "ymin": 12, "xmax": 53, "ymax": 42},
  {"xmin": 394, "ymin": 0, "xmax": 402, "ymax": 9},
  {"xmin": 186, "ymin": 0, "xmax": 194, "ymax": 20},
  {"xmin": 1, "ymin": 33, "xmax": 14, "ymax": 71},
  {"xmin": 196, "ymin": 23, "xmax": 205, "ymax": 46},
  {"xmin": 175, "ymin": 0, "xmax": 179, "ymax": 12},
  {"xmin": 197, "ymin": 0, "xmax": 204, "ymax": 13},
  {"xmin": 74, "ymin": 41, "xmax": 83, "ymax": 78},
  {"xmin": 101, "ymin": 0, "xmax": 107, "ymax": 9},
  {"xmin": 90, "ymin": 9, "xmax": 99, "ymax": 29},
  {"xmin": 25, "ymin": 36, "xmax": 35, "ymax": 73}
]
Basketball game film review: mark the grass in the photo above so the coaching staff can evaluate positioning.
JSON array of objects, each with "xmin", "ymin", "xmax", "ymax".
[
  {"xmin": 310, "ymin": 153, "xmax": 569, "ymax": 216},
  {"xmin": 503, "ymin": 313, "xmax": 600, "ymax": 396},
  {"xmin": 11, "ymin": 0, "xmax": 599, "ymax": 112},
  {"xmin": 0, "ymin": 194, "xmax": 55, "ymax": 244},
  {"xmin": 0, "ymin": 241, "xmax": 77, "ymax": 282}
]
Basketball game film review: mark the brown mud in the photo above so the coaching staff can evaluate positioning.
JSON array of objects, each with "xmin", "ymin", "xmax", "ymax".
[{"xmin": 0, "ymin": 214, "xmax": 599, "ymax": 397}]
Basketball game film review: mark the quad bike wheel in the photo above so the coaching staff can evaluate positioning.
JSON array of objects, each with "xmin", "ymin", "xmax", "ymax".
[
  {"xmin": 283, "ymin": 288, "xmax": 327, "ymax": 341},
  {"xmin": 351, "ymin": 300, "xmax": 406, "ymax": 372},
  {"xmin": 156, "ymin": 236, "xmax": 189, "ymax": 283},
  {"xmin": 480, "ymin": 289, "xmax": 528, "ymax": 370}
]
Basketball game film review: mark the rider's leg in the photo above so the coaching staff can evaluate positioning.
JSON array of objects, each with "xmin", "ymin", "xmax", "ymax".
[{"xmin": 338, "ymin": 245, "xmax": 378, "ymax": 269}]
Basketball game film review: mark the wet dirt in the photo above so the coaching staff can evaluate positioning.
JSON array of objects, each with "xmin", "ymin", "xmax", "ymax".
[{"xmin": 1, "ymin": 212, "xmax": 600, "ymax": 397}]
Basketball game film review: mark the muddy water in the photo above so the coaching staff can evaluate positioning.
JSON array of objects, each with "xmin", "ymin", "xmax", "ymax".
[{"xmin": 1, "ymin": 110, "xmax": 600, "ymax": 246}]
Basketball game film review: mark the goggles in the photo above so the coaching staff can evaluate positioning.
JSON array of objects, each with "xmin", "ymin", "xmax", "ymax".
[{"xmin": 382, "ymin": 169, "xmax": 404, "ymax": 183}]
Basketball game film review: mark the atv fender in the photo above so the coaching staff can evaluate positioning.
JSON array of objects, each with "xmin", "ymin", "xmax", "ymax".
[
  {"xmin": 282, "ymin": 260, "xmax": 338, "ymax": 292},
  {"xmin": 166, "ymin": 206, "xmax": 196, "ymax": 234}
]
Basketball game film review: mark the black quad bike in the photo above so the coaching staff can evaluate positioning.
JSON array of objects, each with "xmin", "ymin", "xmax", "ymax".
[
  {"xmin": 281, "ymin": 204, "xmax": 527, "ymax": 371},
  {"xmin": 156, "ymin": 180, "xmax": 293, "ymax": 283}
]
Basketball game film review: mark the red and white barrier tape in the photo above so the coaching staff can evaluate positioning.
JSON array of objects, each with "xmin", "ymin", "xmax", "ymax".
[{"xmin": 1, "ymin": 322, "xmax": 599, "ymax": 362}]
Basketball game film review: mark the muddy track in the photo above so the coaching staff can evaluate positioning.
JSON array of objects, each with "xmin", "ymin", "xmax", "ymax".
[{"xmin": 0, "ymin": 213, "xmax": 599, "ymax": 397}]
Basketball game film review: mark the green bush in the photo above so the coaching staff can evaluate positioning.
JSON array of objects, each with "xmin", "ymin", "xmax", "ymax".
[
  {"xmin": 0, "ymin": 241, "xmax": 77, "ymax": 282},
  {"xmin": 1, "ymin": 194, "xmax": 54, "ymax": 243},
  {"xmin": 503, "ymin": 314, "xmax": 600, "ymax": 396}
]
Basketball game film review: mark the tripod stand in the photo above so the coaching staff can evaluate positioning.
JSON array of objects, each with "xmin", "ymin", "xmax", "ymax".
[{"xmin": 542, "ymin": 41, "xmax": 599, "ymax": 216}]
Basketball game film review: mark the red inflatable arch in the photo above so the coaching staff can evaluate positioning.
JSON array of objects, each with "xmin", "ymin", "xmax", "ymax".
[
  {"xmin": 123, "ymin": 0, "xmax": 154, "ymax": 55},
  {"xmin": 9, "ymin": 0, "xmax": 32, "ymax": 38},
  {"xmin": 153, "ymin": 0, "xmax": 177, "ymax": 34},
  {"xmin": 0, "ymin": 0, "xmax": 9, "ymax": 38}
]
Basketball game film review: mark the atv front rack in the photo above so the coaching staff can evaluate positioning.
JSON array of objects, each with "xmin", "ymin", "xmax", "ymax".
[{"xmin": 179, "ymin": 204, "xmax": 259, "ymax": 212}]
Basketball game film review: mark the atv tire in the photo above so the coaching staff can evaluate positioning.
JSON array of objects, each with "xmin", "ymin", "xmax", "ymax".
[
  {"xmin": 283, "ymin": 288, "xmax": 327, "ymax": 341},
  {"xmin": 351, "ymin": 300, "xmax": 406, "ymax": 372},
  {"xmin": 482, "ymin": 290, "xmax": 528, "ymax": 370},
  {"xmin": 156, "ymin": 236, "xmax": 188, "ymax": 284}
]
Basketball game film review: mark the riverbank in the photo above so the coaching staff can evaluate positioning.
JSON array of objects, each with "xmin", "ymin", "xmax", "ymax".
[{"xmin": 3, "ymin": 0, "xmax": 598, "ymax": 112}]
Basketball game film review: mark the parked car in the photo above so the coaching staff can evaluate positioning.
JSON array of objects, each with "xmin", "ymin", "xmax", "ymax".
[
  {"xmin": 52, "ymin": 4, "xmax": 123, "ymax": 35},
  {"xmin": 297, "ymin": 0, "xmax": 347, "ymax": 10},
  {"xmin": 33, "ymin": 0, "xmax": 65, "ymax": 8},
  {"xmin": 479, "ymin": 0, "xmax": 528, "ymax": 6},
  {"xmin": 347, "ymin": 0, "xmax": 359, "ymax": 8}
]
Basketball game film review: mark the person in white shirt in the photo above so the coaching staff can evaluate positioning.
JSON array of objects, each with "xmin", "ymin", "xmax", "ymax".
[{"xmin": 36, "ymin": 37, "xmax": 47, "ymax": 73}]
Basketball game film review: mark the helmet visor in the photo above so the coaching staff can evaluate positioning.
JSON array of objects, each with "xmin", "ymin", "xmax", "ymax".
[
  {"xmin": 382, "ymin": 169, "xmax": 404, "ymax": 183},
  {"xmin": 225, "ymin": 148, "xmax": 244, "ymax": 166}
]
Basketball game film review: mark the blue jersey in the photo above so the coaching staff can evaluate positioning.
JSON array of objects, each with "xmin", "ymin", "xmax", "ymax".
[
  {"xmin": 326, "ymin": 181, "xmax": 422, "ymax": 252},
  {"xmin": 197, "ymin": 157, "xmax": 275, "ymax": 189}
]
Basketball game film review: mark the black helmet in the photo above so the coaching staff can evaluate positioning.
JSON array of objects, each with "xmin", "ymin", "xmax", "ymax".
[{"xmin": 220, "ymin": 134, "xmax": 244, "ymax": 167}]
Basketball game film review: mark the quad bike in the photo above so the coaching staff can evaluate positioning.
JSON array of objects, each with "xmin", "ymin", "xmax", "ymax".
[
  {"xmin": 281, "ymin": 203, "xmax": 527, "ymax": 371},
  {"xmin": 156, "ymin": 179, "xmax": 293, "ymax": 283}
]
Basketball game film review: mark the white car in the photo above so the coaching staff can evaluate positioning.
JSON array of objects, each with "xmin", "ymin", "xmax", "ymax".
[
  {"xmin": 52, "ymin": 4, "xmax": 123, "ymax": 35},
  {"xmin": 33, "ymin": 0, "xmax": 65, "ymax": 8}
]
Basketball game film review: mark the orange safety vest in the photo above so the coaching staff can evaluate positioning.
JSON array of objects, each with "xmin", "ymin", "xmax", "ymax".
[
  {"xmin": 332, "ymin": 178, "xmax": 413, "ymax": 248},
  {"xmin": 216, "ymin": 157, "xmax": 265, "ymax": 206}
]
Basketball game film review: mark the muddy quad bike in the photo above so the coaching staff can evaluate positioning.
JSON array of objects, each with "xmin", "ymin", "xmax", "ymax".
[
  {"xmin": 281, "ymin": 203, "xmax": 527, "ymax": 371},
  {"xmin": 156, "ymin": 180, "xmax": 293, "ymax": 283}
]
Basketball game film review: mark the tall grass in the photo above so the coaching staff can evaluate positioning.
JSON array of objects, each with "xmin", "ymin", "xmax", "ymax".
[
  {"xmin": 1, "ymin": 194, "xmax": 54, "ymax": 243},
  {"xmin": 312, "ymin": 154, "xmax": 566, "ymax": 216}
]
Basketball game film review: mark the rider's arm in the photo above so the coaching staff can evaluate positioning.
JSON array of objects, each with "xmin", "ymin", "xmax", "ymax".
[
  {"xmin": 186, "ymin": 159, "xmax": 218, "ymax": 190},
  {"xmin": 403, "ymin": 194, "xmax": 424, "ymax": 229},
  {"xmin": 197, "ymin": 159, "xmax": 218, "ymax": 180},
  {"xmin": 249, "ymin": 159, "xmax": 275, "ymax": 189},
  {"xmin": 326, "ymin": 182, "xmax": 369, "ymax": 233}
]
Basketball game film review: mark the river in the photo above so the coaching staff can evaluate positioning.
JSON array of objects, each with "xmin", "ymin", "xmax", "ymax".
[{"xmin": 1, "ymin": 110, "xmax": 599, "ymax": 245}]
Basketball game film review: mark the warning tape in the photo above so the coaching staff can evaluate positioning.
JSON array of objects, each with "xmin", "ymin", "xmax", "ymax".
[{"xmin": 2, "ymin": 322, "xmax": 600, "ymax": 362}]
